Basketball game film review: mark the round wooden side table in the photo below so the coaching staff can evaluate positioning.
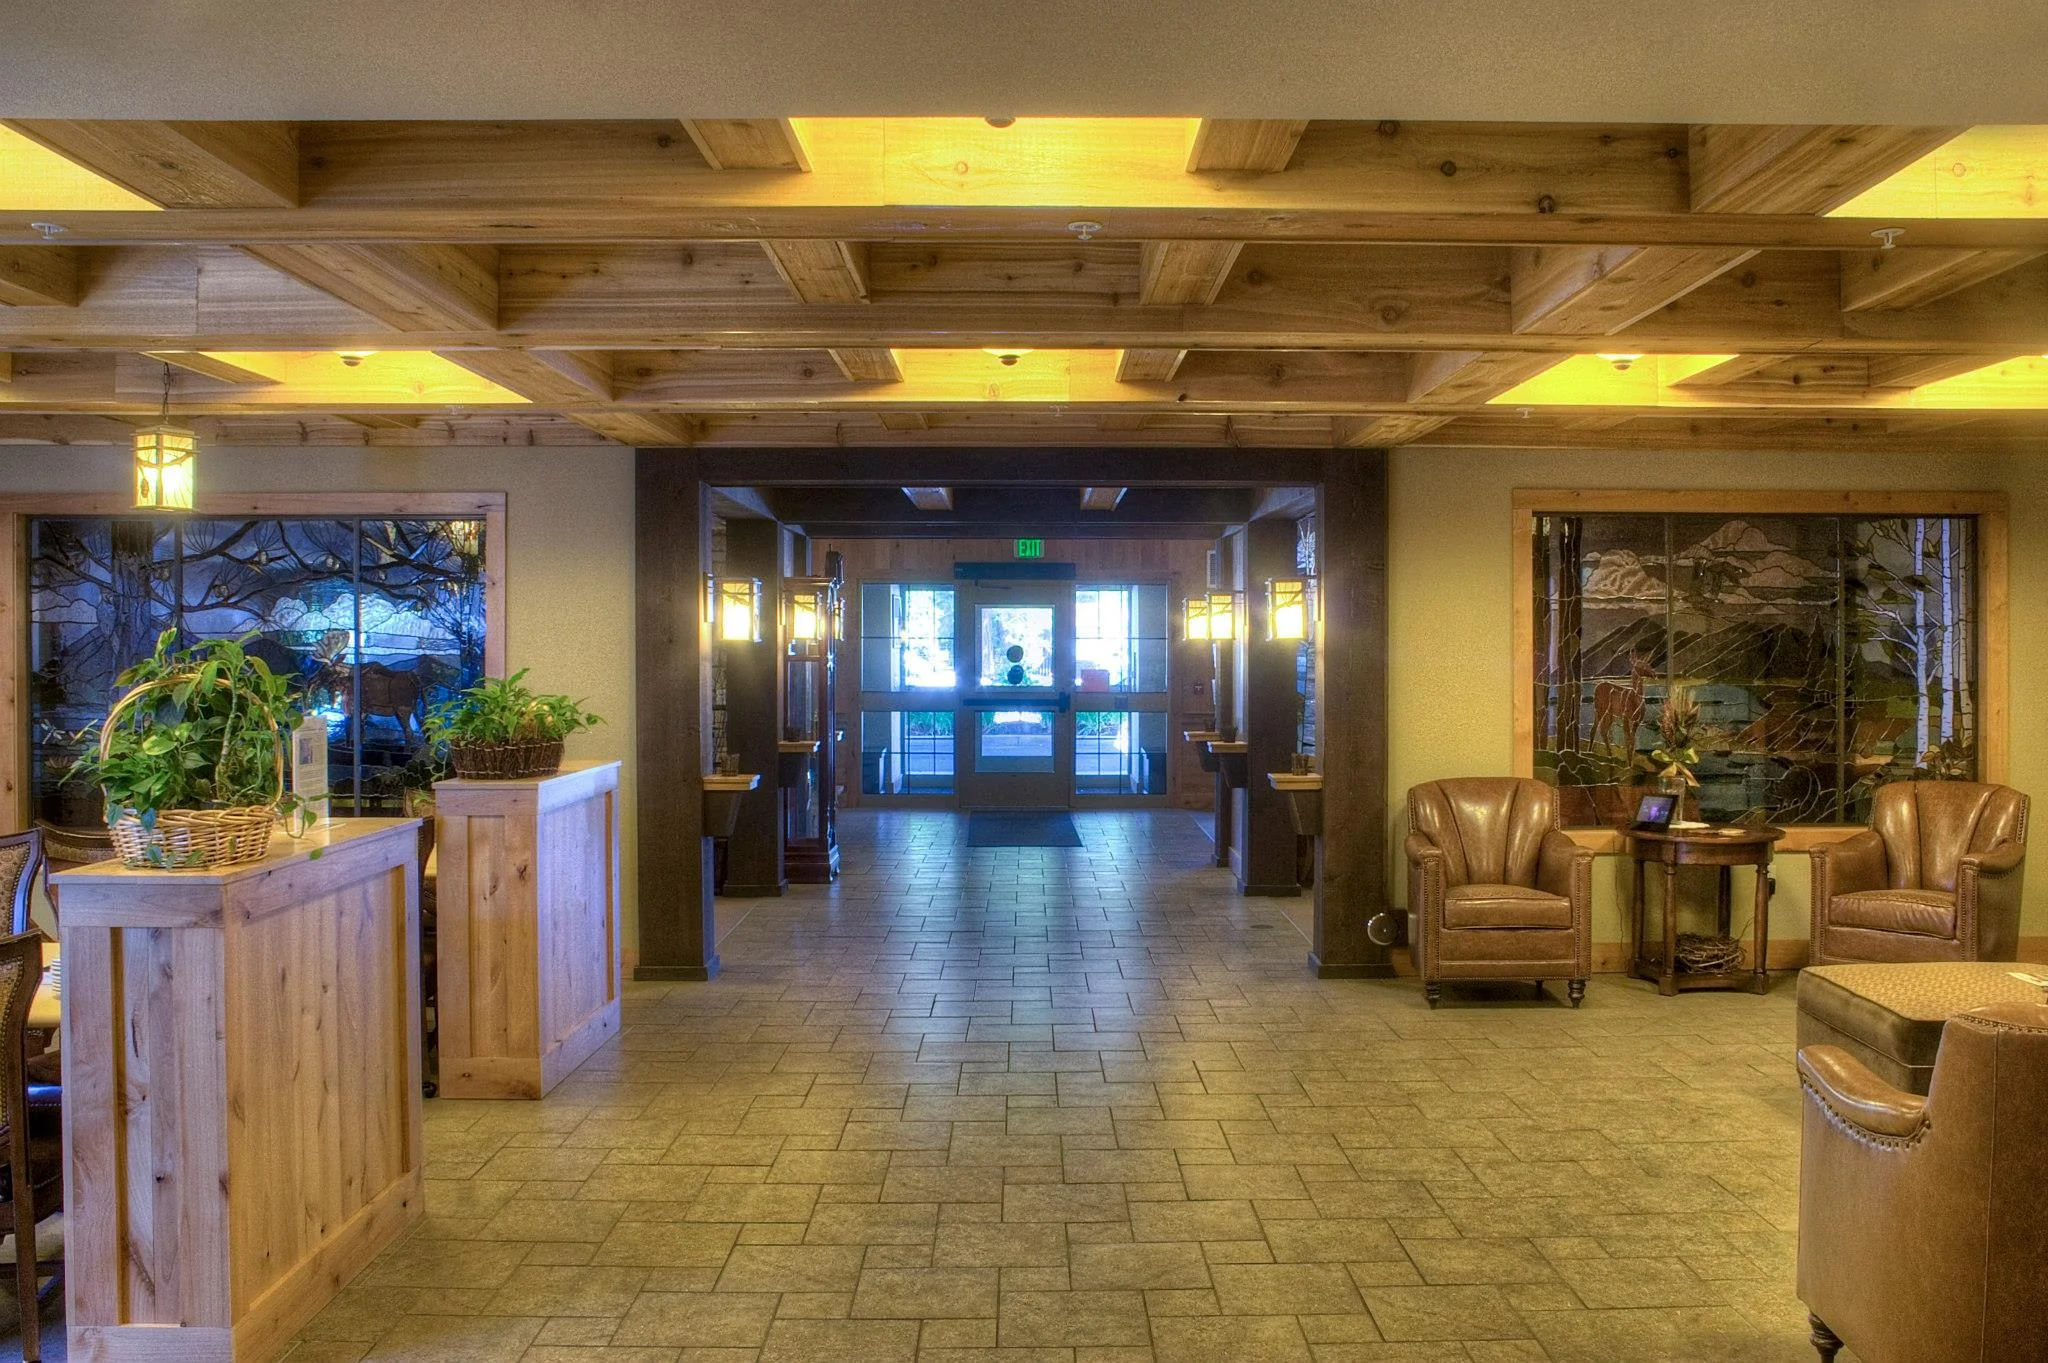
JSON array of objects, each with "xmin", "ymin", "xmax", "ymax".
[{"xmin": 1627, "ymin": 826, "xmax": 1785, "ymax": 996}]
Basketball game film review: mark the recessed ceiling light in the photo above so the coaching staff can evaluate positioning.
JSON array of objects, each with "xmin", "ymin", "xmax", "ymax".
[
  {"xmin": 1596, "ymin": 353, "xmax": 1644, "ymax": 372},
  {"xmin": 982, "ymin": 347, "xmax": 1034, "ymax": 366},
  {"xmin": 984, "ymin": 115, "xmax": 1016, "ymax": 129},
  {"xmin": 337, "ymin": 350, "xmax": 378, "ymax": 367}
]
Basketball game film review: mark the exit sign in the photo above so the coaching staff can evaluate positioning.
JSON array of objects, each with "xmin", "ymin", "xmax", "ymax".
[{"xmin": 1014, "ymin": 538, "xmax": 1045, "ymax": 559}]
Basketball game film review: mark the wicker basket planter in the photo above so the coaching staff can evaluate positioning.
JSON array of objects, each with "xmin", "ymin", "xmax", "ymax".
[
  {"xmin": 448, "ymin": 739, "xmax": 565, "ymax": 781},
  {"xmin": 109, "ymin": 805, "xmax": 277, "ymax": 871}
]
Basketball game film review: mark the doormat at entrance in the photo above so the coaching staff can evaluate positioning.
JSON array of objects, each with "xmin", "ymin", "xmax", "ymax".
[{"xmin": 967, "ymin": 812, "xmax": 1083, "ymax": 847}]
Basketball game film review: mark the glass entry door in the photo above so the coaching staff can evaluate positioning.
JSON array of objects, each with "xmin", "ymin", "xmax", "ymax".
[{"xmin": 956, "ymin": 577, "xmax": 1073, "ymax": 808}]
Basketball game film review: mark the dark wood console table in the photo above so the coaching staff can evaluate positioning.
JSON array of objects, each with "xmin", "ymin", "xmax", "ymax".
[{"xmin": 1628, "ymin": 825, "xmax": 1784, "ymax": 996}]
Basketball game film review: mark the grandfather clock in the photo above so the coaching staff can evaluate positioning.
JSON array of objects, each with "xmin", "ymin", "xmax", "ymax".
[{"xmin": 782, "ymin": 554, "xmax": 842, "ymax": 882}]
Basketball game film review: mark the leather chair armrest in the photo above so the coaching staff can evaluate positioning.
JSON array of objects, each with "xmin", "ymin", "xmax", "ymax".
[
  {"xmin": 1810, "ymin": 828, "xmax": 1887, "ymax": 899},
  {"xmin": 1537, "ymin": 827, "xmax": 1593, "ymax": 902},
  {"xmin": 1404, "ymin": 831, "xmax": 1443, "ymax": 870},
  {"xmin": 1796, "ymin": 1044, "xmax": 1928, "ymax": 1141},
  {"xmin": 1961, "ymin": 840, "xmax": 2026, "ymax": 877}
]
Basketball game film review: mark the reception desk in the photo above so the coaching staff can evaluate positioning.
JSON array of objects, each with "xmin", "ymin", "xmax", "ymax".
[
  {"xmin": 54, "ymin": 818, "xmax": 425, "ymax": 1363},
  {"xmin": 433, "ymin": 760, "xmax": 623, "ymax": 1099}
]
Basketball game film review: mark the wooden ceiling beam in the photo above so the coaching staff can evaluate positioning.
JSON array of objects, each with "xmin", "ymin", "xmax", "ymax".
[
  {"xmin": 1841, "ymin": 247, "xmax": 2046, "ymax": 312},
  {"xmin": 1688, "ymin": 125, "xmax": 1965, "ymax": 214},
  {"xmin": 1115, "ymin": 349, "xmax": 1188, "ymax": 383},
  {"xmin": 568, "ymin": 410, "xmax": 699, "ymax": 446},
  {"xmin": 0, "ymin": 246, "xmax": 78, "ymax": 307},
  {"xmin": 1187, "ymin": 120, "xmax": 1311, "ymax": 173},
  {"xmin": 241, "ymin": 243, "xmax": 499, "ymax": 332},
  {"xmin": 1406, "ymin": 350, "xmax": 1562, "ymax": 404},
  {"xmin": 3, "ymin": 120, "xmax": 299, "ymax": 208},
  {"xmin": 1864, "ymin": 353, "xmax": 2017, "ymax": 389},
  {"xmin": 1511, "ymin": 244, "xmax": 1756, "ymax": 334},
  {"xmin": 765, "ymin": 240, "xmax": 871, "ymax": 304},
  {"xmin": 141, "ymin": 351, "xmax": 279, "ymax": 385},
  {"xmin": 11, "ymin": 121, "xmax": 2048, "ymax": 251},
  {"xmin": 828, "ymin": 347, "xmax": 902, "ymax": 382},
  {"xmin": 680, "ymin": 119, "xmax": 810, "ymax": 171},
  {"xmin": 1138, "ymin": 241, "xmax": 1242, "ymax": 305},
  {"xmin": 1506, "ymin": 124, "xmax": 1966, "ymax": 345},
  {"xmin": 437, "ymin": 348, "xmax": 615, "ymax": 403},
  {"xmin": 6, "ymin": 245, "xmax": 2048, "ymax": 355},
  {"xmin": 1668, "ymin": 354, "xmax": 1785, "ymax": 387},
  {"xmin": 1333, "ymin": 414, "xmax": 1457, "ymax": 447}
]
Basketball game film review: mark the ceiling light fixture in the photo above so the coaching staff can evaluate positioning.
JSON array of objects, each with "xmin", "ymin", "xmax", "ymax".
[
  {"xmin": 133, "ymin": 362, "xmax": 197, "ymax": 511},
  {"xmin": 1872, "ymin": 227, "xmax": 1905, "ymax": 250},
  {"xmin": 1066, "ymin": 220, "xmax": 1104, "ymax": 241},
  {"xmin": 982, "ymin": 347, "xmax": 1034, "ymax": 367},
  {"xmin": 984, "ymin": 115, "xmax": 1016, "ymax": 128},
  {"xmin": 29, "ymin": 222, "xmax": 65, "ymax": 240},
  {"xmin": 1596, "ymin": 353, "xmax": 1644, "ymax": 372},
  {"xmin": 338, "ymin": 350, "xmax": 378, "ymax": 367}
]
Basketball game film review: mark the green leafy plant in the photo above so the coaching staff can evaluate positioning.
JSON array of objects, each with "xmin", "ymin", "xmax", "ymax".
[
  {"xmin": 70, "ymin": 629, "xmax": 305, "ymax": 821},
  {"xmin": 425, "ymin": 670, "xmax": 602, "ymax": 750}
]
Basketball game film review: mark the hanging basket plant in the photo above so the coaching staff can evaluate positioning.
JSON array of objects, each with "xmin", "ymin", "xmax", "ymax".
[
  {"xmin": 71, "ymin": 630, "xmax": 305, "ymax": 870},
  {"xmin": 426, "ymin": 670, "xmax": 602, "ymax": 781}
]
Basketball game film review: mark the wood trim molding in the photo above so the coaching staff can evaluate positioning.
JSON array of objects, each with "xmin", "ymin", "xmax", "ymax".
[
  {"xmin": 1, "ymin": 491, "xmax": 508, "ymax": 833},
  {"xmin": 1509, "ymin": 488, "xmax": 2011, "ymax": 825}
]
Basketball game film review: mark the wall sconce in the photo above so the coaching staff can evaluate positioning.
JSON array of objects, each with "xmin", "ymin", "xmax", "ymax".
[
  {"xmin": 134, "ymin": 364, "xmax": 196, "ymax": 510},
  {"xmin": 1266, "ymin": 577, "xmax": 1314, "ymax": 642},
  {"xmin": 784, "ymin": 577, "xmax": 837, "ymax": 655},
  {"xmin": 1186, "ymin": 591, "xmax": 1242, "ymax": 642},
  {"xmin": 713, "ymin": 576, "xmax": 763, "ymax": 643}
]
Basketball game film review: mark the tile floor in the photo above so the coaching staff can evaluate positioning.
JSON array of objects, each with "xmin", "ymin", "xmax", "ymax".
[{"xmin": 3, "ymin": 809, "xmax": 1851, "ymax": 1362}]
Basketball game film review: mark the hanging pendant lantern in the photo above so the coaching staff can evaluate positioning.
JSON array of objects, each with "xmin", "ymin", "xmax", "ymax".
[{"xmin": 134, "ymin": 363, "xmax": 197, "ymax": 510}]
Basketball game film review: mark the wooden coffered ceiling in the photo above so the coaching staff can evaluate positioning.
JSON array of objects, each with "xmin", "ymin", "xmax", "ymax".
[{"xmin": 3, "ymin": 117, "xmax": 2048, "ymax": 452}]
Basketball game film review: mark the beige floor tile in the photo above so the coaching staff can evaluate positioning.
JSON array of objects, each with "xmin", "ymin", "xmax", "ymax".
[
  {"xmin": 997, "ymin": 1289, "xmax": 1150, "ymax": 1347},
  {"xmin": 850, "ymin": 1266, "xmax": 999, "ymax": 1317},
  {"xmin": 1362, "ymin": 1285, "xmax": 1532, "ymax": 1342},
  {"xmin": 1151, "ymin": 1314, "xmax": 1313, "ymax": 1362},
  {"xmin": 1069, "ymin": 1240, "xmax": 1212, "ymax": 1289},
  {"xmin": 610, "ymin": 1290, "xmax": 778, "ymax": 1348},
  {"xmin": 1210, "ymin": 1262, "xmax": 1366, "ymax": 1315},
  {"xmin": 713, "ymin": 1244, "xmax": 866, "ymax": 1292},
  {"xmin": 758, "ymin": 1317, "xmax": 921, "ymax": 1361}
]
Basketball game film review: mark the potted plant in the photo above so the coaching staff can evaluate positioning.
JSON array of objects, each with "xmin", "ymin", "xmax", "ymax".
[
  {"xmin": 70, "ymin": 629, "xmax": 305, "ymax": 869},
  {"xmin": 426, "ymin": 670, "xmax": 602, "ymax": 780},
  {"xmin": 1637, "ymin": 686, "xmax": 1709, "ymax": 800}
]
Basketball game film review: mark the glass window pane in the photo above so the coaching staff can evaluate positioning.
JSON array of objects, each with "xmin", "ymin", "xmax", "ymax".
[
  {"xmin": 861, "ymin": 583, "xmax": 955, "ymax": 691},
  {"xmin": 976, "ymin": 710, "xmax": 1055, "ymax": 772},
  {"xmin": 1075, "ymin": 710, "xmax": 1168, "ymax": 795},
  {"xmin": 860, "ymin": 710, "xmax": 954, "ymax": 794},
  {"xmin": 977, "ymin": 605, "xmax": 1054, "ymax": 688}
]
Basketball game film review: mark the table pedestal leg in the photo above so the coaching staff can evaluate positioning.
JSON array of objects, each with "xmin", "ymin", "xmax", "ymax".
[
  {"xmin": 1753, "ymin": 855, "xmax": 1772, "ymax": 994},
  {"xmin": 1717, "ymin": 867, "xmax": 1732, "ymax": 936},
  {"xmin": 1660, "ymin": 863, "xmax": 1679, "ymax": 996}
]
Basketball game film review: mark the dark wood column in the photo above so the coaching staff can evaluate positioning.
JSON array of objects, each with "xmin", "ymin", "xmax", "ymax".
[
  {"xmin": 1235, "ymin": 516, "xmax": 1304, "ymax": 897},
  {"xmin": 720, "ymin": 517, "xmax": 786, "ymax": 897},
  {"xmin": 1313, "ymin": 448, "xmax": 1394, "ymax": 977},
  {"xmin": 634, "ymin": 451, "xmax": 719, "ymax": 980},
  {"xmin": 1209, "ymin": 534, "xmax": 1237, "ymax": 868}
]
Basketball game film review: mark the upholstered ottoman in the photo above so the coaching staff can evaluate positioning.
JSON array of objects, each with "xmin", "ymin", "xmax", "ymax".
[{"xmin": 1796, "ymin": 961, "xmax": 2048, "ymax": 1094}]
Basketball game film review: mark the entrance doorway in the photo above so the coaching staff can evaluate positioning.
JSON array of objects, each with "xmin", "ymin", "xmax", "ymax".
[
  {"xmin": 854, "ymin": 560, "xmax": 1172, "ymax": 810},
  {"xmin": 957, "ymin": 572, "xmax": 1073, "ymax": 808}
]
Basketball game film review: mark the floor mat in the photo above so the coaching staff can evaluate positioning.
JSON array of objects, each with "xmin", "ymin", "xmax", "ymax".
[{"xmin": 966, "ymin": 811, "xmax": 1084, "ymax": 847}]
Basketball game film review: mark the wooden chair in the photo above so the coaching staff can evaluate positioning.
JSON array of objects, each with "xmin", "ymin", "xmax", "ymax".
[
  {"xmin": 0, "ymin": 833, "xmax": 43, "ymax": 936},
  {"xmin": 35, "ymin": 821, "xmax": 115, "ymax": 923},
  {"xmin": 0, "ymin": 930, "xmax": 61, "ymax": 1361}
]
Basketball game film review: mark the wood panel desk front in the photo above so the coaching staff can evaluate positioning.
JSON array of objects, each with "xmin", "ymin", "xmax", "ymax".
[{"xmin": 54, "ymin": 818, "xmax": 425, "ymax": 1363}]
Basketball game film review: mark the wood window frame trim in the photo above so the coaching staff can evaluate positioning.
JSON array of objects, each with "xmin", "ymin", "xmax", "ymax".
[
  {"xmin": 1510, "ymin": 488, "xmax": 2009, "ymax": 856},
  {"xmin": 0, "ymin": 491, "xmax": 508, "ymax": 834}
]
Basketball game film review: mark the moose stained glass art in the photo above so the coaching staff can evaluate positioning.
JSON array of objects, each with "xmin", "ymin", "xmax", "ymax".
[{"xmin": 1532, "ymin": 511, "xmax": 1976, "ymax": 827}]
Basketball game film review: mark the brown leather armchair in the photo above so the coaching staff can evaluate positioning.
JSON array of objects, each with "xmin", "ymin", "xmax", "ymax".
[
  {"xmin": 1809, "ymin": 781, "xmax": 2029, "ymax": 965},
  {"xmin": 1406, "ymin": 778, "xmax": 1592, "ymax": 1008},
  {"xmin": 1796, "ymin": 1002, "xmax": 2048, "ymax": 1362}
]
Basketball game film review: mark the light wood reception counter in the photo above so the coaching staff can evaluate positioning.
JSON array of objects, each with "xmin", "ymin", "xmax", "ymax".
[
  {"xmin": 54, "ymin": 818, "xmax": 424, "ymax": 1363},
  {"xmin": 434, "ymin": 760, "xmax": 622, "ymax": 1099}
]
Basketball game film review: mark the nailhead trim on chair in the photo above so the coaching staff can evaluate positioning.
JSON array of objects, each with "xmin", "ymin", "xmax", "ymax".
[{"xmin": 1797, "ymin": 1072, "xmax": 1932, "ymax": 1152}]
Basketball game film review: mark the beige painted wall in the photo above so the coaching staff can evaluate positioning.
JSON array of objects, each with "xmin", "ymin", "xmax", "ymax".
[
  {"xmin": 0, "ymin": 443, "xmax": 641, "ymax": 948},
  {"xmin": 6, "ymin": 440, "xmax": 2040, "ymax": 966},
  {"xmin": 1388, "ymin": 445, "xmax": 2040, "ymax": 955}
]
